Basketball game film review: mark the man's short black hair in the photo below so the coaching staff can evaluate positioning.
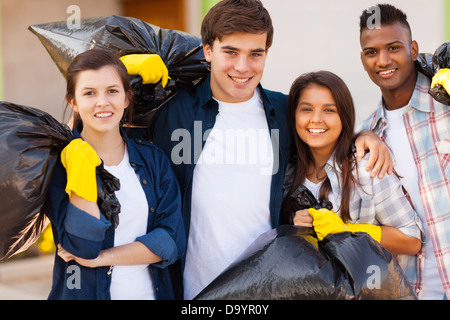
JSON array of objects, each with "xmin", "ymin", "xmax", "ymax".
[{"xmin": 359, "ymin": 3, "xmax": 412, "ymax": 37}]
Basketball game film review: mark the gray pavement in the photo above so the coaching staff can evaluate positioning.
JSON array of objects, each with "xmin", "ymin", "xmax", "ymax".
[{"xmin": 0, "ymin": 255, "xmax": 53, "ymax": 300}]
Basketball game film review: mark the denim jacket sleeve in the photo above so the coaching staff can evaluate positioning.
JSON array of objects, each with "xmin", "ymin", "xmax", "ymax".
[
  {"xmin": 42, "ymin": 159, "xmax": 111, "ymax": 259},
  {"xmin": 131, "ymin": 140, "xmax": 186, "ymax": 269}
]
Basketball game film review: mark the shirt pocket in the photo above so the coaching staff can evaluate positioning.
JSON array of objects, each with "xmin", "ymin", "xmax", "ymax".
[{"xmin": 436, "ymin": 138, "xmax": 450, "ymax": 179}]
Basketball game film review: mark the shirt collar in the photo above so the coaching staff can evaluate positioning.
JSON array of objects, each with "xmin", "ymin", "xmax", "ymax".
[
  {"xmin": 122, "ymin": 132, "xmax": 144, "ymax": 167},
  {"xmin": 325, "ymin": 152, "xmax": 342, "ymax": 174},
  {"xmin": 198, "ymin": 74, "xmax": 215, "ymax": 108},
  {"xmin": 323, "ymin": 153, "xmax": 342, "ymax": 205},
  {"xmin": 373, "ymin": 71, "xmax": 432, "ymax": 128},
  {"xmin": 409, "ymin": 72, "xmax": 434, "ymax": 113},
  {"xmin": 258, "ymin": 84, "xmax": 276, "ymax": 117},
  {"xmin": 73, "ymin": 127, "xmax": 82, "ymax": 139}
]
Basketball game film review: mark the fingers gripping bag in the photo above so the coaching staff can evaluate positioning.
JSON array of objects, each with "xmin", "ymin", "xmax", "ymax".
[
  {"xmin": 29, "ymin": 15, "xmax": 210, "ymax": 137},
  {"xmin": 194, "ymin": 186, "xmax": 416, "ymax": 300},
  {"xmin": 0, "ymin": 102, "xmax": 121, "ymax": 261}
]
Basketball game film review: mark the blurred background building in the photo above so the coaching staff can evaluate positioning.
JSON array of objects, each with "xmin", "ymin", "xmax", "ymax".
[
  {"xmin": 0, "ymin": 0, "xmax": 448, "ymax": 125},
  {"xmin": 0, "ymin": 0, "xmax": 448, "ymax": 299}
]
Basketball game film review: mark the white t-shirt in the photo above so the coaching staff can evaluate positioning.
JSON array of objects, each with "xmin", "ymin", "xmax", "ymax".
[
  {"xmin": 104, "ymin": 149, "xmax": 155, "ymax": 300},
  {"xmin": 384, "ymin": 106, "xmax": 444, "ymax": 300},
  {"xmin": 183, "ymin": 89, "xmax": 274, "ymax": 299}
]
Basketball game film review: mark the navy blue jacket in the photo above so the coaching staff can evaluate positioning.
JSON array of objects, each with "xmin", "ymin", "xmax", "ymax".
[
  {"xmin": 43, "ymin": 130, "xmax": 186, "ymax": 300},
  {"xmin": 152, "ymin": 75, "xmax": 291, "ymax": 243}
]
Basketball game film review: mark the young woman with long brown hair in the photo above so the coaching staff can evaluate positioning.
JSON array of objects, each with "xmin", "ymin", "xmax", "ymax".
[
  {"xmin": 43, "ymin": 49, "xmax": 185, "ymax": 299},
  {"xmin": 281, "ymin": 70, "xmax": 422, "ymax": 256}
]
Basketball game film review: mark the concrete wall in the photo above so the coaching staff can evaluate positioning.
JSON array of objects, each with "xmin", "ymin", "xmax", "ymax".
[
  {"xmin": 260, "ymin": 0, "xmax": 446, "ymax": 125},
  {"xmin": 1, "ymin": 0, "xmax": 123, "ymax": 121},
  {"xmin": 1, "ymin": 0, "xmax": 446, "ymax": 125}
]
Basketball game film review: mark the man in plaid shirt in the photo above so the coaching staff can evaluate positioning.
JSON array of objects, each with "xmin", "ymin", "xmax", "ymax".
[{"xmin": 359, "ymin": 4, "xmax": 449, "ymax": 299}]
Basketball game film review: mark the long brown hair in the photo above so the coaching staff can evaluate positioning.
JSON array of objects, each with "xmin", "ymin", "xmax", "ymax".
[
  {"xmin": 281, "ymin": 71, "xmax": 359, "ymax": 224},
  {"xmin": 64, "ymin": 49, "xmax": 134, "ymax": 129}
]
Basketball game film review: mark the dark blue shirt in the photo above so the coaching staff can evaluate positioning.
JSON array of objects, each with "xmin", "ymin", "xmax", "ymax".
[
  {"xmin": 43, "ymin": 130, "xmax": 186, "ymax": 300},
  {"xmin": 151, "ymin": 75, "xmax": 291, "ymax": 245}
]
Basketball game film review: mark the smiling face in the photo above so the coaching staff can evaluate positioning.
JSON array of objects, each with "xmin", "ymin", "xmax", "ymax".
[
  {"xmin": 69, "ymin": 65, "xmax": 129, "ymax": 136},
  {"xmin": 360, "ymin": 22, "xmax": 418, "ymax": 98},
  {"xmin": 295, "ymin": 84, "xmax": 343, "ymax": 158},
  {"xmin": 204, "ymin": 32, "xmax": 268, "ymax": 103}
]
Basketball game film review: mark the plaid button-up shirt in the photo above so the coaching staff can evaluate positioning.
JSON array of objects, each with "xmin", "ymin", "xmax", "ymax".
[
  {"xmin": 284, "ymin": 153, "xmax": 423, "ymax": 264},
  {"xmin": 360, "ymin": 72, "xmax": 450, "ymax": 298},
  {"xmin": 323, "ymin": 153, "xmax": 423, "ymax": 241}
]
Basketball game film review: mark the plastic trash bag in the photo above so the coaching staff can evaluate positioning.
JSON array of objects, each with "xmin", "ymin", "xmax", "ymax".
[
  {"xmin": 195, "ymin": 226, "xmax": 416, "ymax": 300},
  {"xmin": 289, "ymin": 185, "xmax": 333, "ymax": 219},
  {"xmin": 194, "ymin": 186, "xmax": 416, "ymax": 300},
  {"xmin": 0, "ymin": 102, "xmax": 121, "ymax": 261},
  {"xmin": 29, "ymin": 15, "xmax": 210, "ymax": 134},
  {"xmin": 0, "ymin": 102, "xmax": 72, "ymax": 261},
  {"xmin": 416, "ymin": 41, "xmax": 450, "ymax": 105},
  {"xmin": 96, "ymin": 165, "xmax": 121, "ymax": 229},
  {"xmin": 195, "ymin": 225, "xmax": 354, "ymax": 300},
  {"xmin": 321, "ymin": 231, "xmax": 415, "ymax": 299}
]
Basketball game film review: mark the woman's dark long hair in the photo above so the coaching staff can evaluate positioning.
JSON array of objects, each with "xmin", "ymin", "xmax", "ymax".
[{"xmin": 280, "ymin": 71, "xmax": 359, "ymax": 224}]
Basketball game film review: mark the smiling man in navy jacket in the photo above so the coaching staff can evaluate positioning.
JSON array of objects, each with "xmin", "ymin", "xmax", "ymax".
[{"xmin": 121, "ymin": 0, "xmax": 391, "ymax": 300}]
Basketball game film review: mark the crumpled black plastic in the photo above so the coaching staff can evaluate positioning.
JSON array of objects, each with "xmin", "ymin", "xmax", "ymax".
[
  {"xmin": 194, "ymin": 186, "xmax": 416, "ymax": 300},
  {"xmin": 0, "ymin": 102, "xmax": 121, "ymax": 261},
  {"xmin": 416, "ymin": 41, "xmax": 450, "ymax": 105},
  {"xmin": 195, "ymin": 226, "xmax": 415, "ymax": 300},
  {"xmin": 29, "ymin": 15, "xmax": 210, "ymax": 136},
  {"xmin": 290, "ymin": 185, "xmax": 333, "ymax": 212},
  {"xmin": 96, "ymin": 165, "xmax": 121, "ymax": 229}
]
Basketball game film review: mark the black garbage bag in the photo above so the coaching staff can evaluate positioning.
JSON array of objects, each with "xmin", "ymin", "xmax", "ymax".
[
  {"xmin": 194, "ymin": 185, "xmax": 416, "ymax": 300},
  {"xmin": 321, "ymin": 231, "xmax": 415, "ymax": 299},
  {"xmin": 0, "ymin": 102, "xmax": 72, "ymax": 261},
  {"xmin": 416, "ymin": 41, "xmax": 450, "ymax": 105},
  {"xmin": 289, "ymin": 185, "xmax": 333, "ymax": 215},
  {"xmin": 194, "ymin": 225, "xmax": 354, "ymax": 300},
  {"xmin": 0, "ymin": 102, "xmax": 121, "ymax": 261},
  {"xmin": 194, "ymin": 226, "xmax": 416, "ymax": 300},
  {"xmin": 96, "ymin": 165, "xmax": 121, "ymax": 230},
  {"xmin": 29, "ymin": 15, "xmax": 210, "ymax": 135}
]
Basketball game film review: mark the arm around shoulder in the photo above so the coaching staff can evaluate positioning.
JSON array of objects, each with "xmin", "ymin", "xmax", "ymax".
[{"xmin": 353, "ymin": 130, "xmax": 393, "ymax": 178}]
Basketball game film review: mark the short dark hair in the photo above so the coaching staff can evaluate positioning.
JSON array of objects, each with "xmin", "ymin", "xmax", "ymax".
[
  {"xmin": 201, "ymin": 0, "xmax": 273, "ymax": 49},
  {"xmin": 65, "ymin": 49, "xmax": 133, "ymax": 128},
  {"xmin": 359, "ymin": 3, "xmax": 411, "ymax": 37}
]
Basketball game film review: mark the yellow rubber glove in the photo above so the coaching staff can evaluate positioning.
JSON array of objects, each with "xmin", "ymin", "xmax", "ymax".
[
  {"xmin": 308, "ymin": 208, "xmax": 381, "ymax": 243},
  {"xmin": 61, "ymin": 139, "xmax": 101, "ymax": 203},
  {"xmin": 431, "ymin": 68, "xmax": 450, "ymax": 94},
  {"xmin": 120, "ymin": 54, "xmax": 169, "ymax": 87}
]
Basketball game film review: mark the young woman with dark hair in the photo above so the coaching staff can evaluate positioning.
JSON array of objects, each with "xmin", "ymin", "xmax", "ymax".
[
  {"xmin": 281, "ymin": 70, "xmax": 422, "ymax": 256},
  {"xmin": 43, "ymin": 49, "xmax": 185, "ymax": 300}
]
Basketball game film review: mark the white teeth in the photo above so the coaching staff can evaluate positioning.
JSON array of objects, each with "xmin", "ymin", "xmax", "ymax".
[
  {"xmin": 231, "ymin": 77, "xmax": 250, "ymax": 83},
  {"xmin": 308, "ymin": 129, "xmax": 326, "ymax": 133},
  {"xmin": 379, "ymin": 69, "xmax": 396, "ymax": 75},
  {"xmin": 95, "ymin": 112, "xmax": 112, "ymax": 118}
]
